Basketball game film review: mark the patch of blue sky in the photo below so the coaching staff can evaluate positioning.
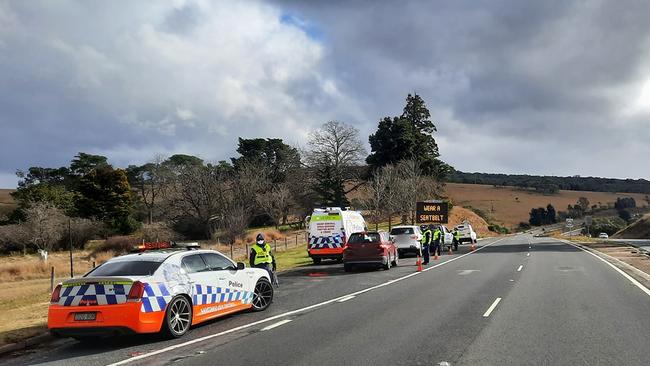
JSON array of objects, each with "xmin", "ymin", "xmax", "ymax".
[{"xmin": 280, "ymin": 12, "xmax": 324, "ymax": 41}]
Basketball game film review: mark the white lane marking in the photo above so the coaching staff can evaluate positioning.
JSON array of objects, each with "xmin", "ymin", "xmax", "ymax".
[
  {"xmin": 517, "ymin": 265, "xmax": 523, "ymax": 272},
  {"xmin": 526, "ymin": 253, "xmax": 530, "ymax": 257},
  {"xmin": 483, "ymin": 297, "xmax": 502, "ymax": 317},
  {"xmin": 458, "ymin": 269, "xmax": 481, "ymax": 275},
  {"xmin": 336, "ymin": 295, "xmax": 355, "ymax": 302},
  {"xmin": 107, "ymin": 237, "xmax": 507, "ymax": 366},
  {"xmin": 261, "ymin": 319, "xmax": 292, "ymax": 331},
  {"xmin": 557, "ymin": 238, "xmax": 650, "ymax": 298}
]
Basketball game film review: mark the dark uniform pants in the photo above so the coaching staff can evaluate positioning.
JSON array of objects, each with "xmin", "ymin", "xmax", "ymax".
[
  {"xmin": 254, "ymin": 263, "xmax": 278, "ymax": 286},
  {"xmin": 422, "ymin": 244, "xmax": 430, "ymax": 264},
  {"xmin": 431, "ymin": 239, "xmax": 441, "ymax": 256}
]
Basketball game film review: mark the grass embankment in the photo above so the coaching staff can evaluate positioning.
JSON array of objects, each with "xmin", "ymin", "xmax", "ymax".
[{"xmin": 0, "ymin": 244, "xmax": 311, "ymax": 346}]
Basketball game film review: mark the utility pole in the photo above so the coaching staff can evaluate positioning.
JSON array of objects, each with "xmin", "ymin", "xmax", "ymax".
[{"xmin": 69, "ymin": 218, "xmax": 73, "ymax": 277}]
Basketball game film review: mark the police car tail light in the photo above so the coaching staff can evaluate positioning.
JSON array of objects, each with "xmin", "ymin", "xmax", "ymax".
[
  {"xmin": 50, "ymin": 284, "xmax": 62, "ymax": 304},
  {"xmin": 127, "ymin": 281, "xmax": 145, "ymax": 302}
]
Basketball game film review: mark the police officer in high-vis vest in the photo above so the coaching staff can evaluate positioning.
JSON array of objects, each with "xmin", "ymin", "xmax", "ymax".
[
  {"xmin": 431, "ymin": 225, "xmax": 442, "ymax": 257},
  {"xmin": 453, "ymin": 229, "xmax": 461, "ymax": 250},
  {"xmin": 249, "ymin": 233, "xmax": 278, "ymax": 286},
  {"xmin": 420, "ymin": 225, "xmax": 432, "ymax": 265}
]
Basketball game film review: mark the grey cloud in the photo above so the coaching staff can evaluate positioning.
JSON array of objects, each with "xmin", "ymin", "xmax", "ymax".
[{"xmin": 1, "ymin": 0, "xmax": 650, "ymax": 189}]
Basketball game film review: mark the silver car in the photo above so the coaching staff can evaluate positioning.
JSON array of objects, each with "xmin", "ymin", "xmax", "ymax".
[{"xmin": 390, "ymin": 226, "xmax": 422, "ymax": 258}]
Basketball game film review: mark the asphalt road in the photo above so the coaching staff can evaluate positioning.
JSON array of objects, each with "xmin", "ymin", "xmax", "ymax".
[{"xmin": 4, "ymin": 235, "xmax": 650, "ymax": 366}]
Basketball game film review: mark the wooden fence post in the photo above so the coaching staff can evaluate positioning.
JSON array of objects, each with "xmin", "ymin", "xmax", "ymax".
[
  {"xmin": 50, "ymin": 266, "xmax": 55, "ymax": 292},
  {"xmin": 285, "ymin": 236, "xmax": 287, "ymax": 250}
]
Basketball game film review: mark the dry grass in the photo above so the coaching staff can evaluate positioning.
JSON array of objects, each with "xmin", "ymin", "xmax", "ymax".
[
  {"xmin": 0, "ymin": 250, "xmax": 107, "ymax": 282},
  {"xmin": 445, "ymin": 183, "xmax": 649, "ymax": 229},
  {"xmin": 239, "ymin": 228, "xmax": 285, "ymax": 245}
]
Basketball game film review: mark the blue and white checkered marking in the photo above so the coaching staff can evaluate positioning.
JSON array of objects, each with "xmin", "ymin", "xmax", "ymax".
[
  {"xmin": 193, "ymin": 285, "xmax": 254, "ymax": 306},
  {"xmin": 140, "ymin": 283, "xmax": 173, "ymax": 313},
  {"xmin": 309, "ymin": 235, "xmax": 344, "ymax": 249},
  {"xmin": 58, "ymin": 283, "xmax": 131, "ymax": 306}
]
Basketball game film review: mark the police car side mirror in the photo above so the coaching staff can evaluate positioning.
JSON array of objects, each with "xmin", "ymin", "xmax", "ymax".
[{"xmin": 236, "ymin": 262, "xmax": 245, "ymax": 270}]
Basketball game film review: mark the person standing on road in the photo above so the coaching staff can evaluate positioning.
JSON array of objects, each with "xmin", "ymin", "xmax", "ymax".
[
  {"xmin": 249, "ymin": 233, "xmax": 278, "ymax": 286},
  {"xmin": 431, "ymin": 225, "xmax": 442, "ymax": 257},
  {"xmin": 453, "ymin": 229, "xmax": 461, "ymax": 250},
  {"xmin": 420, "ymin": 225, "xmax": 432, "ymax": 265}
]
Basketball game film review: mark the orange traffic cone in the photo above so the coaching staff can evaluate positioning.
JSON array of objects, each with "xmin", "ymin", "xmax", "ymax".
[
  {"xmin": 416, "ymin": 255, "xmax": 423, "ymax": 272},
  {"xmin": 434, "ymin": 251, "xmax": 439, "ymax": 260}
]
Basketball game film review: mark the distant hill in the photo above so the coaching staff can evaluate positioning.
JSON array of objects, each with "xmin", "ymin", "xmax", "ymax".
[
  {"xmin": 449, "ymin": 172, "xmax": 650, "ymax": 195},
  {"xmin": 445, "ymin": 183, "xmax": 649, "ymax": 229},
  {"xmin": 613, "ymin": 214, "xmax": 650, "ymax": 239}
]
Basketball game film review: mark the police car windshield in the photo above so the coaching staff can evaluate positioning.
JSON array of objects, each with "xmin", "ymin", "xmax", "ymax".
[{"xmin": 87, "ymin": 261, "xmax": 161, "ymax": 277}]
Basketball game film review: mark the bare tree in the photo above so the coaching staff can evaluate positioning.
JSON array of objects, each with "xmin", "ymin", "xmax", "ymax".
[
  {"xmin": 304, "ymin": 121, "xmax": 367, "ymax": 206},
  {"xmin": 256, "ymin": 183, "xmax": 292, "ymax": 229},
  {"xmin": 164, "ymin": 160, "xmax": 271, "ymax": 241},
  {"xmin": 393, "ymin": 159, "xmax": 443, "ymax": 224},
  {"xmin": 69, "ymin": 217, "xmax": 104, "ymax": 249},
  {"xmin": 23, "ymin": 202, "xmax": 67, "ymax": 256},
  {"xmin": 361, "ymin": 165, "xmax": 398, "ymax": 230},
  {"xmin": 131, "ymin": 155, "xmax": 169, "ymax": 224},
  {"xmin": 0, "ymin": 224, "xmax": 30, "ymax": 255}
]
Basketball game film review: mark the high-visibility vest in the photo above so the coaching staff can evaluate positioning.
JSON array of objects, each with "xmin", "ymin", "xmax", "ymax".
[
  {"xmin": 420, "ymin": 230, "xmax": 431, "ymax": 245},
  {"xmin": 433, "ymin": 229, "xmax": 441, "ymax": 240},
  {"xmin": 454, "ymin": 231, "xmax": 461, "ymax": 240},
  {"xmin": 252, "ymin": 243, "xmax": 273, "ymax": 265}
]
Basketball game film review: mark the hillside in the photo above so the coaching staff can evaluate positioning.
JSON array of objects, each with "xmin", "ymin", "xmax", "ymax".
[
  {"xmin": 448, "ymin": 206, "xmax": 494, "ymax": 237},
  {"xmin": 445, "ymin": 183, "xmax": 649, "ymax": 229},
  {"xmin": 613, "ymin": 214, "xmax": 650, "ymax": 239},
  {"xmin": 0, "ymin": 189, "xmax": 16, "ymax": 218}
]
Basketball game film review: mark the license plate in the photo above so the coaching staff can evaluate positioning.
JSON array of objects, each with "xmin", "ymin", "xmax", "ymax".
[{"xmin": 74, "ymin": 312, "xmax": 96, "ymax": 321}]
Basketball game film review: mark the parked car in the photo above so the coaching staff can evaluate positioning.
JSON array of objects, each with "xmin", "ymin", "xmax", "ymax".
[
  {"xmin": 343, "ymin": 231, "xmax": 398, "ymax": 271},
  {"xmin": 389, "ymin": 225, "xmax": 422, "ymax": 258},
  {"xmin": 454, "ymin": 222, "xmax": 478, "ymax": 244},
  {"xmin": 432, "ymin": 225, "xmax": 455, "ymax": 253},
  {"xmin": 598, "ymin": 232, "xmax": 609, "ymax": 239},
  {"xmin": 48, "ymin": 243, "xmax": 273, "ymax": 340}
]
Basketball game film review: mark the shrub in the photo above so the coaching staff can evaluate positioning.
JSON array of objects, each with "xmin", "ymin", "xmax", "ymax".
[
  {"xmin": 141, "ymin": 222, "xmax": 180, "ymax": 242},
  {"xmin": 91, "ymin": 236, "xmax": 139, "ymax": 256}
]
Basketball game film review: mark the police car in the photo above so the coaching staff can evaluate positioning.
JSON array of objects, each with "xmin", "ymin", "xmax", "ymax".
[{"xmin": 48, "ymin": 243, "xmax": 274, "ymax": 340}]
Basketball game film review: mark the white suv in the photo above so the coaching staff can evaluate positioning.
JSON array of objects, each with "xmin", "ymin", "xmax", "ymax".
[
  {"xmin": 454, "ymin": 222, "xmax": 478, "ymax": 244},
  {"xmin": 389, "ymin": 226, "xmax": 422, "ymax": 257}
]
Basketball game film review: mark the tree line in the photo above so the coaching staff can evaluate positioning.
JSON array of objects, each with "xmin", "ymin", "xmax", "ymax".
[
  {"xmin": 450, "ymin": 172, "xmax": 650, "ymax": 195},
  {"xmin": 0, "ymin": 94, "xmax": 452, "ymax": 254}
]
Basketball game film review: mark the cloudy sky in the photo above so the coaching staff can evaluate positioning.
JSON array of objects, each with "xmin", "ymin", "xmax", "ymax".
[{"xmin": 1, "ymin": 0, "xmax": 650, "ymax": 188}]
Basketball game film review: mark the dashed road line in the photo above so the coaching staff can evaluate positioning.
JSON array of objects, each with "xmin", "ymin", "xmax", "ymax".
[
  {"xmin": 336, "ymin": 295, "xmax": 355, "ymax": 302},
  {"xmin": 483, "ymin": 297, "xmax": 502, "ymax": 317},
  {"xmin": 261, "ymin": 319, "xmax": 292, "ymax": 331},
  {"xmin": 517, "ymin": 265, "xmax": 523, "ymax": 272}
]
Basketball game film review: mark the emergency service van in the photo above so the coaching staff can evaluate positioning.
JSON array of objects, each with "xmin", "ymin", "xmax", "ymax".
[{"xmin": 307, "ymin": 207, "xmax": 367, "ymax": 264}]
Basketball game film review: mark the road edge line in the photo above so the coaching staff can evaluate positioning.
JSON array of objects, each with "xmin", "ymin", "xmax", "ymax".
[
  {"xmin": 555, "ymin": 238, "xmax": 650, "ymax": 297},
  {"xmin": 106, "ymin": 237, "xmax": 506, "ymax": 366}
]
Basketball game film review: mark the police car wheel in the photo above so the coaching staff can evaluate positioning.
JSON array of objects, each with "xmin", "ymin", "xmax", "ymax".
[
  {"xmin": 162, "ymin": 296, "xmax": 192, "ymax": 338},
  {"xmin": 252, "ymin": 278, "xmax": 274, "ymax": 312}
]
